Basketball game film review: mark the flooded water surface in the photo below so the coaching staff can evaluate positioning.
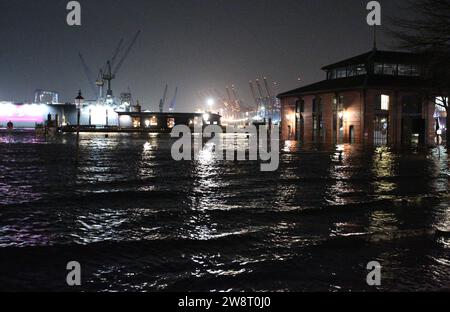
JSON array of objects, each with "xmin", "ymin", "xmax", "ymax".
[{"xmin": 0, "ymin": 132, "xmax": 449, "ymax": 291}]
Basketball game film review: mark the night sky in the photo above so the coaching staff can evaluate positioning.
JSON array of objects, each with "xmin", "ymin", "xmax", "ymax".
[{"xmin": 0, "ymin": 0, "xmax": 411, "ymax": 111}]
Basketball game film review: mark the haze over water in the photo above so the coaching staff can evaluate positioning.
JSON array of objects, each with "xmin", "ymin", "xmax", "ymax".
[{"xmin": 0, "ymin": 132, "xmax": 449, "ymax": 291}]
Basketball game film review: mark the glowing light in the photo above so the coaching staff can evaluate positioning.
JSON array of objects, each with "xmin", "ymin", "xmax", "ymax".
[
  {"xmin": 119, "ymin": 115, "xmax": 132, "ymax": 126},
  {"xmin": 203, "ymin": 113, "xmax": 210, "ymax": 122},
  {"xmin": 207, "ymin": 98, "xmax": 215, "ymax": 107},
  {"xmin": 343, "ymin": 111, "xmax": 350, "ymax": 121},
  {"xmin": 144, "ymin": 116, "xmax": 158, "ymax": 127},
  {"xmin": 381, "ymin": 95, "xmax": 390, "ymax": 111},
  {"xmin": 85, "ymin": 105, "xmax": 114, "ymax": 126},
  {"xmin": 0, "ymin": 103, "xmax": 45, "ymax": 123},
  {"xmin": 167, "ymin": 118, "xmax": 175, "ymax": 129},
  {"xmin": 286, "ymin": 114, "xmax": 295, "ymax": 122},
  {"xmin": 222, "ymin": 118, "xmax": 249, "ymax": 123}
]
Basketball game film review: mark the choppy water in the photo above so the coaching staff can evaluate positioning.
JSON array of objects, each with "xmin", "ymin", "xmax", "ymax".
[{"xmin": 0, "ymin": 132, "xmax": 449, "ymax": 292}]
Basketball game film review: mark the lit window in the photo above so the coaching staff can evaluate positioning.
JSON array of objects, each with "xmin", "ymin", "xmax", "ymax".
[
  {"xmin": 347, "ymin": 66, "xmax": 356, "ymax": 77},
  {"xmin": 374, "ymin": 63, "xmax": 384, "ymax": 74},
  {"xmin": 356, "ymin": 64, "xmax": 367, "ymax": 75},
  {"xmin": 398, "ymin": 64, "xmax": 411, "ymax": 76},
  {"xmin": 435, "ymin": 97, "xmax": 448, "ymax": 112},
  {"xmin": 133, "ymin": 118, "xmax": 140, "ymax": 128},
  {"xmin": 144, "ymin": 117, "xmax": 158, "ymax": 127},
  {"xmin": 336, "ymin": 68, "xmax": 347, "ymax": 78},
  {"xmin": 167, "ymin": 118, "xmax": 175, "ymax": 129},
  {"xmin": 381, "ymin": 95, "xmax": 390, "ymax": 111},
  {"xmin": 384, "ymin": 64, "xmax": 397, "ymax": 75}
]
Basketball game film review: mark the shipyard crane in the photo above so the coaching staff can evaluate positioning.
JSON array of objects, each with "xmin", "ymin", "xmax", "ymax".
[
  {"xmin": 103, "ymin": 30, "xmax": 142, "ymax": 99},
  {"xmin": 95, "ymin": 38, "xmax": 125, "ymax": 100},
  {"xmin": 249, "ymin": 81, "xmax": 259, "ymax": 111},
  {"xmin": 213, "ymin": 88, "xmax": 230, "ymax": 113},
  {"xmin": 96, "ymin": 69, "xmax": 104, "ymax": 100},
  {"xmin": 78, "ymin": 53, "xmax": 98, "ymax": 99},
  {"xmin": 169, "ymin": 87, "xmax": 178, "ymax": 112},
  {"xmin": 231, "ymin": 85, "xmax": 242, "ymax": 112},
  {"xmin": 159, "ymin": 84, "xmax": 168, "ymax": 113},
  {"xmin": 255, "ymin": 79, "xmax": 267, "ymax": 118},
  {"xmin": 110, "ymin": 38, "xmax": 124, "ymax": 69},
  {"xmin": 225, "ymin": 86, "xmax": 233, "ymax": 112},
  {"xmin": 255, "ymin": 79, "xmax": 265, "ymax": 106},
  {"xmin": 263, "ymin": 77, "xmax": 273, "ymax": 113}
]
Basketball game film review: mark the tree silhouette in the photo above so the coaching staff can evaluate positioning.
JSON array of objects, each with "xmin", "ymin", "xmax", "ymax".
[{"xmin": 389, "ymin": 0, "xmax": 450, "ymax": 144}]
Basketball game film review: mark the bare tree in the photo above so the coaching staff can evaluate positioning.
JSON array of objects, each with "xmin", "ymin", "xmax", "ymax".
[{"xmin": 389, "ymin": 0, "xmax": 450, "ymax": 144}]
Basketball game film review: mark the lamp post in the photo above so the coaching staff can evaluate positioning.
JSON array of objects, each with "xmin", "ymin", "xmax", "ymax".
[{"xmin": 75, "ymin": 90, "xmax": 84, "ymax": 156}]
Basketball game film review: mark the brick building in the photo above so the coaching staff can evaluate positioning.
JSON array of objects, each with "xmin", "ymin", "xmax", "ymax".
[{"xmin": 278, "ymin": 49, "xmax": 440, "ymax": 146}]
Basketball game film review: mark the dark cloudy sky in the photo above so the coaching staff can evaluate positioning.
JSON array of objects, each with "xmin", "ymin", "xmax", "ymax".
[{"xmin": 0, "ymin": 0, "xmax": 410, "ymax": 111}]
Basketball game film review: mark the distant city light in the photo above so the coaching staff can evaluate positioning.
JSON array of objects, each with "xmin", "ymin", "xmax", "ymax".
[{"xmin": 207, "ymin": 98, "xmax": 215, "ymax": 108}]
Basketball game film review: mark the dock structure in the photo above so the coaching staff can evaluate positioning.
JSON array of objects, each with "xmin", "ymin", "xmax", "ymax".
[{"xmin": 0, "ymin": 101, "xmax": 221, "ymax": 133}]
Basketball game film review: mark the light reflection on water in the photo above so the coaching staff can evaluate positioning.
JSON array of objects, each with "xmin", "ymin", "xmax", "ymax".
[{"xmin": 0, "ymin": 132, "xmax": 449, "ymax": 291}]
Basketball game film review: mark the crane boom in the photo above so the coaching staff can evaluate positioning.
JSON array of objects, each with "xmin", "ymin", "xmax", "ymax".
[
  {"xmin": 255, "ymin": 79, "xmax": 264, "ymax": 99},
  {"xmin": 159, "ymin": 84, "xmax": 168, "ymax": 113},
  {"xmin": 169, "ymin": 87, "xmax": 178, "ymax": 112},
  {"xmin": 113, "ymin": 30, "xmax": 141, "ymax": 75},
  {"xmin": 249, "ymin": 81, "xmax": 259, "ymax": 109},
  {"xmin": 78, "ymin": 53, "xmax": 98, "ymax": 98},
  {"xmin": 231, "ymin": 85, "xmax": 241, "ymax": 112},
  {"xmin": 226, "ymin": 86, "xmax": 233, "ymax": 103},
  {"xmin": 110, "ymin": 38, "xmax": 124, "ymax": 69},
  {"xmin": 263, "ymin": 77, "xmax": 272, "ymax": 98},
  {"xmin": 263, "ymin": 77, "xmax": 274, "ymax": 112}
]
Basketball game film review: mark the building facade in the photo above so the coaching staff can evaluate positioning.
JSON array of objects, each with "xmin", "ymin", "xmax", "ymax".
[{"xmin": 278, "ymin": 50, "xmax": 440, "ymax": 147}]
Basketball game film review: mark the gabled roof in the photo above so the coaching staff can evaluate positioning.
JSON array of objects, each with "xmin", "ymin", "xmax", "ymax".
[
  {"xmin": 278, "ymin": 75, "xmax": 430, "ymax": 98},
  {"xmin": 321, "ymin": 49, "xmax": 423, "ymax": 70}
]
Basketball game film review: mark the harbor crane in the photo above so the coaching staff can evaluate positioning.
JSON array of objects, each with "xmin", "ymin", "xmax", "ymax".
[
  {"xmin": 159, "ymin": 84, "xmax": 168, "ymax": 113},
  {"xmin": 96, "ymin": 38, "xmax": 124, "ymax": 100},
  {"xmin": 169, "ymin": 87, "xmax": 178, "ymax": 112},
  {"xmin": 78, "ymin": 53, "xmax": 99, "ymax": 99},
  {"xmin": 263, "ymin": 77, "xmax": 273, "ymax": 113},
  {"xmin": 102, "ymin": 30, "xmax": 141, "ymax": 99},
  {"xmin": 231, "ymin": 85, "xmax": 242, "ymax": 112},
  {"xmin": 249, "ymin": 81, "xmax": 260, "ymax": 111}
]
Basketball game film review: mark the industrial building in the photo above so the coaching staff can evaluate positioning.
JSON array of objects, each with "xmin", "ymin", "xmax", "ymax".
[
  {"xmin": 278, "ymin": 49, "xmax": 445, "ymax": 147},
  {"xmin": 0, "ymin": 100, "xmax": 118, "ymax": 129},
  {"xmin": 0, "ymin": 100, "xmax": 220, "ymax": 132}
]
